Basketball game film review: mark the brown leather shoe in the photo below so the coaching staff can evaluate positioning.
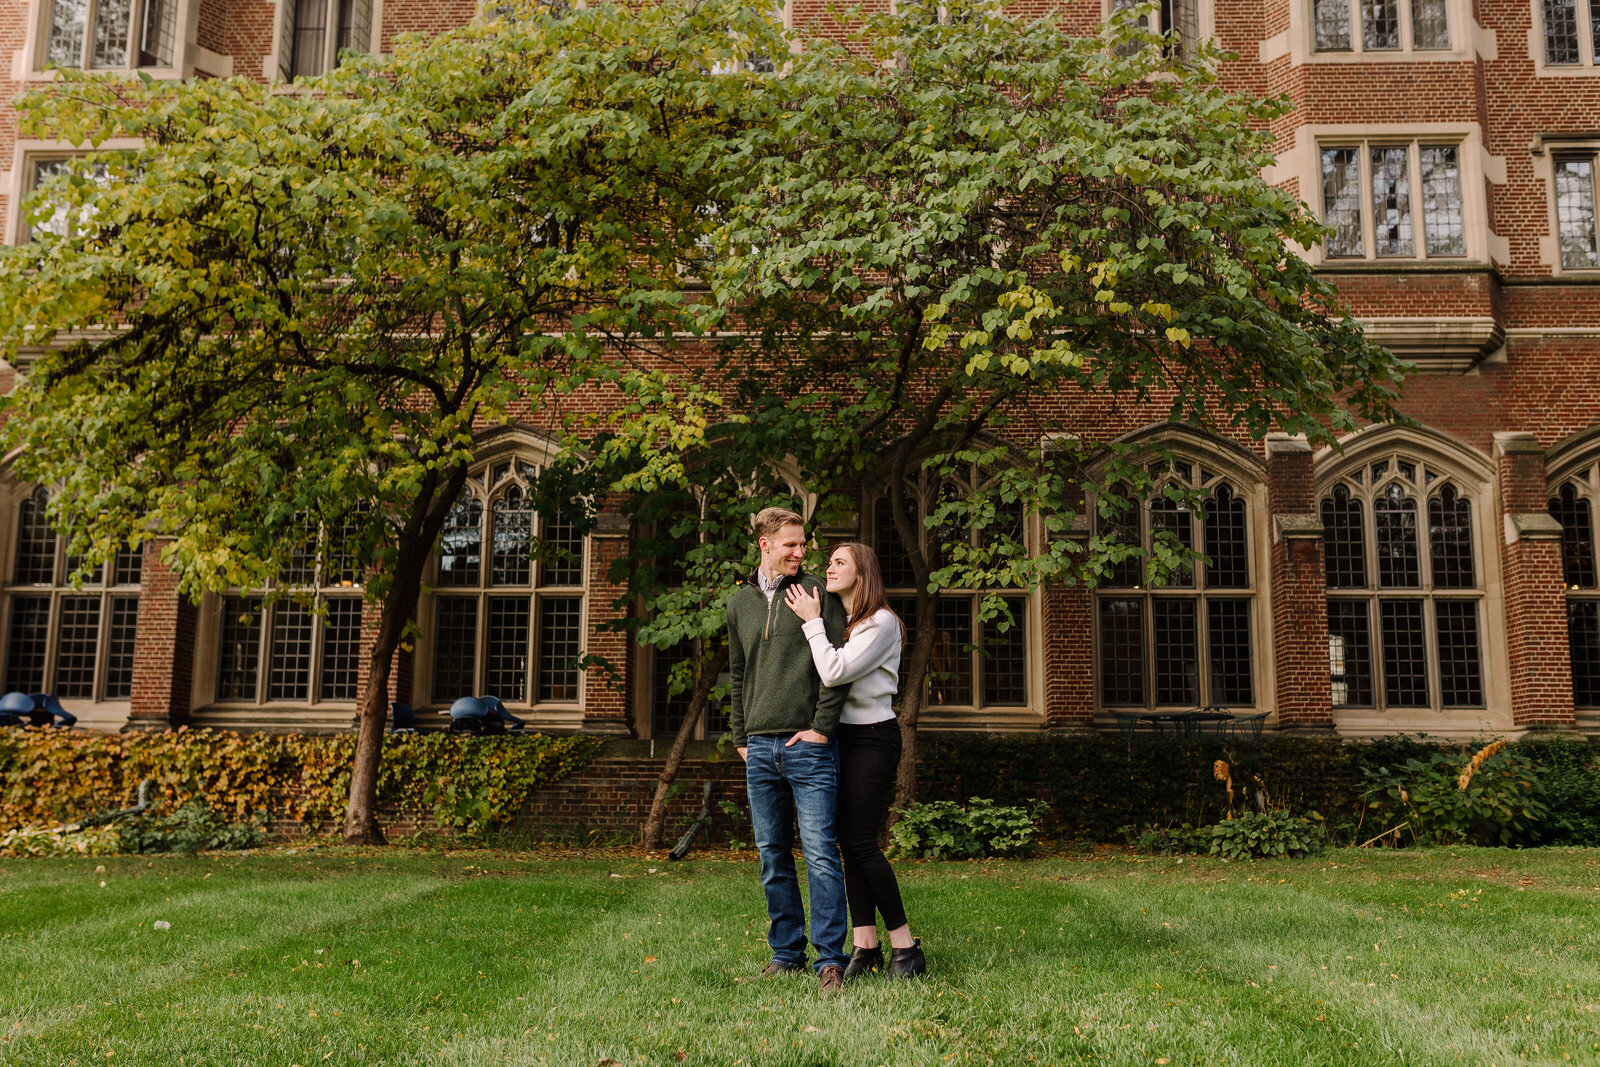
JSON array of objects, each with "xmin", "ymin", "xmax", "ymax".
[
  {"xmin": 757, "ymin": 960, "xmax": 806, "ymax": 979},
  {"xmin": 818, "ymin": 965, "xmax": 845, "ymax": 998}
]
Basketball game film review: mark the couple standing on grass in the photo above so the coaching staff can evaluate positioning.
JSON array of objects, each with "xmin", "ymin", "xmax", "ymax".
[{"xmin": 727, "ymin": 506, "xmax": 926, "ymax": 999}]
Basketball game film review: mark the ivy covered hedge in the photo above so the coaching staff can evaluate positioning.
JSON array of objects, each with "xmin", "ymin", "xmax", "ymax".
[
  {"xmin": 0, "ymin": 728, "xmax": 603, "ymax": 837},
  {"xmin": 915, "ymin": 733, "xmax": 1600, "ymax": 846}
]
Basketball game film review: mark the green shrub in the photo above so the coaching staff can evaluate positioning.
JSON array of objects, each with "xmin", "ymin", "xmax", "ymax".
[
  {"xmin": 0, "ymin": 823, "xmax": 120, "ymax": 857},
  {"xmin": 1362, "ymin": 742, "xmax": 1548, "ymax": 847},
  {"xmin": 1208, "ymin": 810, "xmax": 1326, "ymax": 859},
  {"xmin": 1524, "ymin": 738, "xmax": 1600, "ymax": 846},
  {"xmin": 1121, "ymin": 822, "xmax": 1210, "ymax": 855},
  {"xmin": 888, "ymin": 797, "xmax": 1045, "ymax": 860},
  {"xmin": 116, "ymin": 802, "xmax": 268, "ymax": 856}
]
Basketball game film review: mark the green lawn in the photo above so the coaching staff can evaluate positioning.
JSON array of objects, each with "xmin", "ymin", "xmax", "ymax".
[{"xmin": 2, "ymin": 848, "xmax": 1599, "ymax": 1066}]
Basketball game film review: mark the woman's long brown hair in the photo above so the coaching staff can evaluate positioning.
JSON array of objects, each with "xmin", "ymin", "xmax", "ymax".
[{"xmin": 830, "ymin": 541, "xmax": 905, "ymax": 643}]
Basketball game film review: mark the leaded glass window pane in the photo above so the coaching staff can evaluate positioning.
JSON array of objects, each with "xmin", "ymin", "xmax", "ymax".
[
  {"xmin": 1149, "ymin": 498, "xmax": 1194, "ymax": 588},
  {"xmin": 1370, "ymin": 147, "xmax": 1414, "ymax": 256},
  {"xmin": 1435, "ymin": 600, "xmax": 1484, "ymax": 706},
  {"xmin": 875, "ymin": 499, "xmax": 916, "ymax": 588},
  {"xmin": 13, "ymin": 489, "xmax": 56, "ymax": 585},
  {"xmin": 53, "ymin": 595, "xmax": 100, "ymax": 699},
  {"xmin": 889, "ymin": 595, "xmax": 918, "ymax": 701},
  {"xmin": 432, "ymin": 598, "xmax": 478, "ymax": 701},
  {"xmin": 1098, "ymin": 487, "xmax": 1143, "ymax": 589},
  {"xmin": 438, "ymin": 492, "xmax": 483, "ymax": 587},
  {"xmin": 1153, "ymin": 598, "xmax": 1199, "ymax": 705},
  {"xmin": 1551, "ymin": 484, "xmax": 1599, "ymax": 589},
  {"xmin": 291, "ymin": 0, "xmax": 329, "ymax": 78},
  {"xmin": 1544, "ymin": 0, "xmax": 1581, "ymax": 63},
  {"xmin": 139, "ymin": 0, "xmax": 177, "ymax": 65},
  {"xmin": 47, "ymin": 0, "xmax": 88, "ymax": 67},
  {"xmin": 268, "ymin": 602, "xmax": 313, "ymax": 701},
  {"xmin": 651, "ymin": 638, "xmax": 695, "ymax": 737},
  {"xmin": 1362, "ymin": 0, "xmax": 1400, "ymax": 48},
  {"xmin": 1419, "ymin": 146, "xmax": 1465, "ymax": 256},
  {"xmin": 929, "ymin": 597, "xmax": 973, "ymax": 706},
  {"xmin": 1428, "ymin": 486, "xmax": 1475, "ymax": 589},
  {"xmin": 1314, "ymin": 0, "xmax": 1352, "ymax": 48},
  {"xmin": 1374, "ymin": 484, "xmax": 1420, "ymax": 588},
  {"xmin": 539, "ymin": 514, "xmax": 585, "ymax": 587},
  {"xmin": 1328, "ymin": 600, "xmax": 1374, "ymax": 707},
  {"xmin": 1203, "ymin": 486, "xmax": 1249, "ymax": 589},
  {"xmin": 324, "ymin": 507, "xmax": 368, "ymax": 587},
  {"xmin": 279, "ymin": 517, "xmax": 318, "ymax": 586},
  {"xmin": 104, "ymin": 597, "xmax": 138, "ymax": 700},
  {"xmin": 1379, "ymin": 598, "xmax": 1429, "ymax": 707},
  {"xmin": 318, "ymin": 598, "xmax": 362, "ymax": 701},
  {"xmin": 1411, "ymin": 0, "xmax": 1449, "ymax": 47},
  {"xmin": 217, "ymin": 596, "xmax": 262, "ymax": 700},
  {"xmin": 4, "ymin": 596, "xmax": 50, "ymax": 694},
  {"xmin": 486, "ymin": 596, "xmax": 530, "ymax": 702},
  {"xmin": 335, "ymin": 0, "xmax": 374, "ymax": 56},
  {"xmin": 1207, "ymin": 599, "xmax": 1253, "ymax": 705},
  {"xmin": 1323, "ymin": 485, "xmax": 1367, "ymax": 588},
  {"xmin": 112, "ymin": 545, "xmax": 143, "ymax": 587},
  {"xmin": 1570, "ymin": 601, "xmax": 1600, "ymax": 708},
  {"xmin": 981, "ymin": 597, "xmax": 1027, "ymax": 706},
  {"xmin": 1098, "ymin": 599, "xmax": 1145, "ymax": 706},
  {"xmin": 491, "ymin": 487, "xmax": 533, "ymax": 586},
  {"xmin": 1555, "ymin": 158, "xmax": 1600, "ymax": 270},
  {"xmin": 537, "ymin": 595, "xmax": 582, "ymax": 702},
  {"xmin": 91, "ymin": 0, "xmax": 132, "ymax": 68},
  {"xmin": 1322, "ymin": 148, "xmax": 1364, "ymax": 257}
]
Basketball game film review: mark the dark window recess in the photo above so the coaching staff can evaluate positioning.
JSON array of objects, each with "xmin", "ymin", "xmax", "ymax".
[
  {"xmin": 1551, "ymin": 484, "xmax": 1598, "ymax": 589},
  {"xmin": 889, "ymin": 595, "xmax": 918, "ymax": 701},
  {"xmin": 112, "ymin": 546, "xmax": 142, "ymax": 586},
  {"xmin": 875, "ymin": 498, "xmax": 917, "ymax": 588},
  {"xmin": 4, "ymin": 595, "xmax": 50, "ymax": 693},
  {"xmin": 318, "ymin": 598, "xmax": 362, "ymax": 701},
  {"xmin": 1204, "ymin": 486, "xmax": 1249, "ymax": 589},
  {"xmin": 1435, "ymin": 600, "xmax": 1484, "ymax": 706},
  {"xmin": 438, "ymin": 492, "xmax": 483, "ymax": 587},
  {"xmin": 1374, "ymin": 484, "xmax": 1420, "ymax": 588},
  {"xmin": 1427, "ymin": 485, "xmax": 1475, "ymax": 589},
  {"xmin": 928, "ymin": 597, "xmax": 973, "ymax": 707},
  {"xmin": 1322, "ymin": 485, "xmax": 1367, "ymax": 588},
  {"xmin": 1544, "ymin": 0, "xmax": 1582, "ymax": 62},
  {"xmin": 1098, "ymin": 598, "xmax": 1145, "ymax": 706},
  {"xmin": 104, "ymin": 596, "xmax": 138, "ymax": 700},
  {"xmin": 323, "ymin": 506, "xmax": 368, "ymax": 586},
  {"xmin": 981, "ymin": 597, "xmax": 1027, "ymax": 707},
  {"xmin": 217, "ymin": 596, "xmax": 263, "ymax": 700},
  {"xmin": 432, "ymin": 598, "xmax": 478, "ymax": 702},
  {"xmin": 1206, "ymin": 598, "xmax": 1253, "ymax": 706},
  {"xmin": 1148, "ymin": 498, "xmax": 1194, "ymax": 588},
  {"xmin": 491, "ymin": 488, "xmax": 532, "ymax": 587},
  {"xmin": 651, "ymin": 639, "xmax": 696, "ymax": 737},
  {"xmin": 268, "ymin": 602, "xmax": 313, "ymax": 701},
  {"xmin": 1152, "ymin": 598, "xmax": 1199, "ymax": 705},
  {"xmin": 1099, "ymin": 486, "xmax": 1143, "ymax": 589},
  {"xmin": 540, "ymin": 515, "xmax": 585, "ymax": 586},
  {"xmin": 53, "ymin": 595, "xmax": 101, "ymax": 699},
  {"xmin": 278, "ymin": 518, "xmax": 317, "ymax": 586},
  {"xmin": 1328, "ymin": 600, "xmax": 1374, "ymax": 708},
  {"xmin": 1379, "ymin": 598, "xmax": 1429, "ymax": 707},
  {"xmin": 486, "ymin": 596, "xmax": 531, "ymax": 702},
  {"xmin": 13, "ymin": 488, "xmax": 55, "ymax": 585},
  {"xmin": 1570, "ymin": 601, "xmax": 1600, "ymax": 709},
  {"xmin": 290, "ymin": 0, "xmax": 329, "ymax": 79},
  {"xmin": 537, "ymin": 596, "xmax": 583, "ymax": 702}
]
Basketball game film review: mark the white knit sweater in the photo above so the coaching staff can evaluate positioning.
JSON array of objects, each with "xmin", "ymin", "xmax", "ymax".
[{"xmin": 800, "ymin": 608, "xmax": 902, "ymax": 725}]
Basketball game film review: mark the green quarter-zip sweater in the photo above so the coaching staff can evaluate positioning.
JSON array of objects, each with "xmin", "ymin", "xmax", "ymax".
[{"xmin": 727, "ymin": 569, "xmax": 850, "ymax": 746}]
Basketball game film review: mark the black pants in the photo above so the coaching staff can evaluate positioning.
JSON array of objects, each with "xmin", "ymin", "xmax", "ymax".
[{"xmin": 836, "ymin": 720, "xmax": 907, "ymax": 932}]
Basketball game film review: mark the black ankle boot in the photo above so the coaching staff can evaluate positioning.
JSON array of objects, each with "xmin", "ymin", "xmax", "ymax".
[
  {"xmin": 843, "ymin": 945, "xmax": 884, "ymax": 979},
  {"xmin": 887, "ymin": 939, "xmax": 927, "ymax": 979}
]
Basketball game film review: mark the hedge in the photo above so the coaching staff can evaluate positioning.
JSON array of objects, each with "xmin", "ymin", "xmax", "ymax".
[
  {"xmin": 914, "ymin": 733, "xmax": 1600, "ymax": 845},
  {"xmin": 0, "ymin": 728, "xmax": 603, "ymax": 837}
]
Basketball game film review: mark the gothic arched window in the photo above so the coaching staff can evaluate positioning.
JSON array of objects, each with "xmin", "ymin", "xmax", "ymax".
[{"xmin": 1550, "ymin": 465, "xmax": 1600, "ymax": 708}]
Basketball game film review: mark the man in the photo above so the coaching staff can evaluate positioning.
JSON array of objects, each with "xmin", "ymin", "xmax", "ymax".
[{"xmin": 728, "ymin": 505, "xmax": 851, "ymax": 998}]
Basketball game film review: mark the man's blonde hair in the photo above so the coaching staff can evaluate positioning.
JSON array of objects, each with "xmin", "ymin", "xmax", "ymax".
[{"xmin": 752, "ymin": 506, "xmax": 805, "ymax": 541}]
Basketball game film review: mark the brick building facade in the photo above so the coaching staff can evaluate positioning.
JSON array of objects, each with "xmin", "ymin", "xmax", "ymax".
[{"xmin": 1, "ymin": 0, "xmax": 1597, "ymax": 741}]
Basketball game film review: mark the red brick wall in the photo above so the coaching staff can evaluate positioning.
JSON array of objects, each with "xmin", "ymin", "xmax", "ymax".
[
  {"xmin": 1266, "ymin": 440, "xmax": 1333, "ymax": 726},
  {"xmin": 1496, "ymin": 439, "xmax": 1577, "ymax": 727},
  {"xmin": 127, "ymin": 543, "xmax": 197, "ymax": 731}
]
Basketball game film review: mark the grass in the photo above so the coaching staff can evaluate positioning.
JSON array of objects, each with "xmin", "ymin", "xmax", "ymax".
[{"xmin": 2, "ymin": 847, "xmax": 1600, "ymax": 1065}]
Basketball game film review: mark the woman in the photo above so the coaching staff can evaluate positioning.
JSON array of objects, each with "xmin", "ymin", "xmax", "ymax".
[{"xmin": 785, "ymin": 542, "xmax": 926, "ymax": 979}]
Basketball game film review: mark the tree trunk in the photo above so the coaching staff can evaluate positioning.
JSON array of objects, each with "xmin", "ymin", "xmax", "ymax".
[
  {"xmin": 890, "ymin": 590, "xmax": 939, "ymax": 821},
  {"xmin": 642, "ymin": 644, "xmax": 729, "ymax": 851}
]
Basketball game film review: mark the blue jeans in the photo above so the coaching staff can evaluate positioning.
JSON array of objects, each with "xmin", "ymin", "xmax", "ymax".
[{"xmin": 744, "ymin": 733, "xmax": 848, "ymax": 973}]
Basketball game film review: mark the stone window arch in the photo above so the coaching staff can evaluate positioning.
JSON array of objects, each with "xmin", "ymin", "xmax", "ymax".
[
  {"xmin": 1548, "ymin": 455, "xmax": 1600, "ymax": 709},
  {"xmin": 1092, "ymin": 451, "xmax": 1264, "ymax": 711},
  {"xmin": 1320, "ymin": 447, "xmax": 1489, "ymax": 712}
]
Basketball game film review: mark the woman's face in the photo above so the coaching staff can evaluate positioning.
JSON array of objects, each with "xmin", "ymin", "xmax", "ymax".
[{"xmin": 825, "ymin": 549, "xmax": 858, "ymax": 596}]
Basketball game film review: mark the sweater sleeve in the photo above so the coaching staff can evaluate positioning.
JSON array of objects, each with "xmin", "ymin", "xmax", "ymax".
[
  {"xmin": 801, "ymin": 613, "xmax": 897, "ymax": 687},
  {"xmin": 727, "ymin": 600, "xmax": 747, "ymax": 747},
  {"xmin": 809, "ymin": 585, "xmax": 849, "ymax": 738}
]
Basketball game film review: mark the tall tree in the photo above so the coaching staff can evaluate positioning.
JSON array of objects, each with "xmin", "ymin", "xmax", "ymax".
[
  {"xmin": 0, "ymin": 0, "xmax": 779, "ymax": 842},
  {"xmin": 707, "ymin": 2, "xmax": 1406, "ymax": 808}
]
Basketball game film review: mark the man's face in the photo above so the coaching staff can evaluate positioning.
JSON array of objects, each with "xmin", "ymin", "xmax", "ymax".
[{"xmin": 759, "ymin": 522, "xmax": 807, "ymax": 577}]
